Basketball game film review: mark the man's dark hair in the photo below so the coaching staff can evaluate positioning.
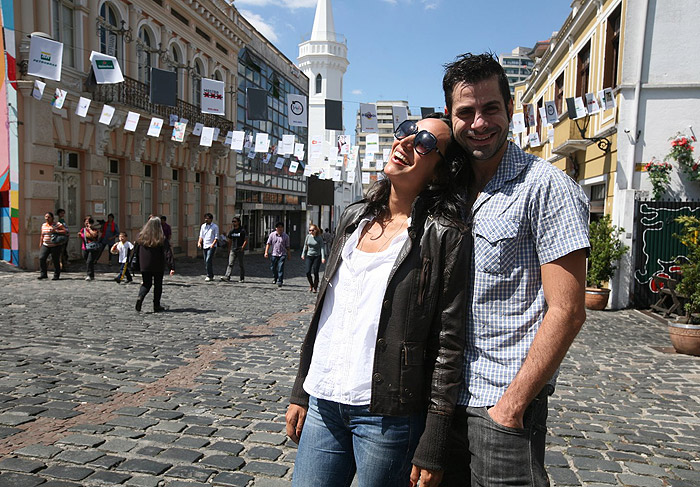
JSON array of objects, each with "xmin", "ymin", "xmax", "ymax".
[
  {"xmin": 204, "ymin": 213, "xmax": 214, "ymax": 220},
  {"xmin": 45, "ymin": 211, "xmax": 54, "ymax": 218},
  {"xmin": 56, "ymin": 208, "xmax": 65, "ymax": 215},
  {"xmin": 160, "ymin": 215, "xmax": 167, "ymax": 222},
  {"xmin": 442, "ymin": 52, "xmax": 512, "ymax": 113},
  {"xmin": 108, "ymin": 213, "xmax": 114, "ymax": 219},
  {"xmin": 275, "ymin": 222, "xmax": 284, "ymax": 228},
  {"xmin": 232, "ymin": 217, "xmax": 241, "ymax": 223}
]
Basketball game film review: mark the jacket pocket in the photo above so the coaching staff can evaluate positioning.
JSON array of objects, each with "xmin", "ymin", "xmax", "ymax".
[
  {"xmin": 416, "ymin": 257, "xmax": 432, "ymax": 306},
  {"xmin": 402, "ymin": 342, "xmax": 426, "ymax": 365},
  {"xmin": 473, "ymin": 218, "xmax": 520, "ymax": 275}
]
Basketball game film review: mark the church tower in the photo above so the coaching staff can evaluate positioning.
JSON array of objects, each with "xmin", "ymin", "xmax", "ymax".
[{"xmin": 298, "ymin": 0, "xmax": 349, "ymax": 147}]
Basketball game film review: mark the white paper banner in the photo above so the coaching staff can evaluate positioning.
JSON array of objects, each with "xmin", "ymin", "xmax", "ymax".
[
  {"xmin": 528, "ymin": 132, "xmax": 541, "ymax": 147},
  {"xmin": 255, "ymin": 133, "xmax": 270, "ymax": 153},
  {"xmin": 524, "ymin": 104, "xmax": 537, "ymax": 128},
  {"xmin": 247, "ymin": 149, "xmax": 256, "ymax": 159},
  {"xmin": 32, "ymin": 80, "xmax": 45, "ymax": 101},
  {"xmin": 213, "ymin": 128, "xmax": 220, "ymax": 141},
  {"xmin": 230, "ymin": 131, "xmax": 245, "ymax": 151},
  {"xmin": 90, "ymin": 51, "xmax": 124, "ymax": 84},
  {"xmin": 224, "ymin": 131, "xmax": 233, "ymax": 146},
  {"xmin": 200, "ymin": 127, "xmax": 214, "ymax": 147},
  {"xmin": 281, "ymin": 134, "xmax": 295, "ymax": 155},
  {"xmin": 511, "ymin": 112, "xmax": 526, "ymax": 134},
  {"xmin": 28, "ymin": 36, "xmax": 63, "ymax": 81},
  {"xmin": 544, "ymin": 101, "xmax": 559, "ymax": 125},
  {"xmin": 192, "ymin": 123, "xmax": 204, "ymax": 136},
  {"xmin": 538, "ymin": 107, "xmax": 548, "ymax": 127},
  {"xmin": 124, "ymin": 111, "xmax": 140, "ymax": 132},
  {"xmin": 171, "ymin": 122, "xmax": 187, "ymax": 142},
  {"xmin": 360, "ymin": 103, "xmax": 379, "ymax": 132},
  {"xmin": 75, "ymin": 97, "xmax": 91, "ymax": 117},
  {"xmin": 574, "ymin": 97, "xmax": 587, "ymax": 119},
  {"xmin": 294, "ymin": 143, "xmax": 305, "ymax": 160},
  {"xmin": 366, "ymin": 133, "xmax": 379, "ymax": 154},
  {"xmin": 585, "ymin": 93, "xmax": 600, "ymax": 114},
  {"xmin": 333, "ymin": 169, "xmax": 342, "ymax": 182},
  {"xmin": 52, "ymin": 89, "xmax": 67, "ymax": 109},
  {"xmin": 375, "ymin": 158, "xmax": 384, "ymax": 171},
  {"xmin": 310, "ymin": 137, "xmax": 323, "ymax": 159},
  {"xmin": 169, "ymin": 114, "xmax": 179, "ymax": 126},
  {"xmin": 287, "ymin": 94, "xmax": 307, "ymax": 127},
  {"xmin": 99, "ymin": 104, "xmax": 115, "ymax": 125},
  {"xmin": 391, "ymin": 106, "xmax": 409, "ymax": 130},
  {"xmin": 275, "ymin": 156, "xmax": 285, "ymax": 169},
  {"xmin": 599, "ymin": 88, "xmax": 616, "ymax": 110},
  {"xmin": 362, "ymin": 172, "xmax": 370, "ymax": 184},
  {"xmin": 201, "ymin": 78, "xmax": 225, "ymax": 115},
  {"xmin": 263, "ymin": 153, "xmax": 272, "ymax": 164},
  {"xmin": 347, "ymin": 172, "xmax": 356, "ymax": 184},
  {"xmin": 289, "ymin": 160, "xmax": 299, "ymax": 173},
  {"xmin": 147, "ymin": 117, "xmax": 164, "ymax": 137}
]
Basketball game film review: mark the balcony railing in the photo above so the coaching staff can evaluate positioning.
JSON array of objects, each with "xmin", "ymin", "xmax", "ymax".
[{"xmin": 89, "ymin": 76, "xmax": 235, "ymax": 133}]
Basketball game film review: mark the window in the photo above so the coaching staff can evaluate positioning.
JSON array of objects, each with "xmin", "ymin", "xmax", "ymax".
[
  {"xmin": 216, "ymin": 43, "xmax": 228, "ymax": 56},
  {"xmin": 99, "ymin": 3, "xmax": 121, "ymax": 64},
  {"xmin": 138, "ymin": 27, "xmax": 154, "ymax": 86},
  {"xmin": 315, "ymin": 73, "xmax": 322, "ymax": 94},
  {"xmin": 195, "ymin": 27, "xmax": 211, "ymax": 42},
  {"xmin": 105, "ymin": 159, "xmax": 120, "ymax": 222},
  {"xmin": 55, "ymin": 150, "xmax": 80, "ymax": 227},
  {"xmin": 555, "ymin": 72, "xmax": 565, "ymax": 117},
  {"xmin": 171, "ymin": 8, "xmax": 189, "ymax": 25},
  {"xmin": 604, "ymin": 5, "xmax": 622, "ymax": 89},
  {"xmin": 52, "ymin": 0, "xmax": 74, "ymax": 67},
  {"xmin": 143, "ymin": 165, "xmax": 153, "ymax": 222},
  {"xmin": 192, "ymin": 60, "xmax": 203, "ymax": 108},
  {"xmin": 169, "ymin": 45, "xmax": 183, "ymax": 99},
  {"xmin": 577, "ymin": 42, "xmax": 591, "ymax": 98},
  {"xmin": 590, "ymin": 183, "xmax": 606, "ymax": 214}
]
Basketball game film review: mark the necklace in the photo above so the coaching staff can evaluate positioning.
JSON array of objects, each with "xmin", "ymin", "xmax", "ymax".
[{"xmin": 358, "ymin": 216, "xmax": 409, "ymax": 253}]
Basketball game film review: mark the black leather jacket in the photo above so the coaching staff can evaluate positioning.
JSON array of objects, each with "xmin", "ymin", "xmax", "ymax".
[{"xmin": 290, "ymin": 196, "xmax": 470, "ymax": 470}]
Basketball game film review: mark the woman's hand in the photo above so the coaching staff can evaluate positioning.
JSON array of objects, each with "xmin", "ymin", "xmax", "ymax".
[
  {"xmin": 170, "ymin": 270, "xmax": 175, "ymax": 276},
  {"xmin": 285, "ymin": 404, "xmax": 307, "ymax": 444},
  {"xmin": 301, "ymin": 255, "xmax": 305, "ymax": 260},
  {"xmin": 322, "ymin": 259, "xmax": 326, "ymax": 264},
  {"xmin": 410, "ymin": 466, "xmax": 443, "ymax": 487}
]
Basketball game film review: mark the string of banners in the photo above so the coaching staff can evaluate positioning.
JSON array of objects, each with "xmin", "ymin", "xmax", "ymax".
[{"xmin": 510, "ymin": 88, "xmax": 617, "ymax": 148}]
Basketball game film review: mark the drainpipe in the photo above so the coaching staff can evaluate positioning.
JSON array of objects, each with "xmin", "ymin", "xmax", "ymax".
[{"xmin": 625, "ymin": 0, "xmax": 650, "ymax": 189}]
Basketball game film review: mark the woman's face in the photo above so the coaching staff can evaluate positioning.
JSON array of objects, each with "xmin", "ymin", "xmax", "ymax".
[{"xmin": 384, "ymin": 118, "xmax": 449, "ymax": 191}]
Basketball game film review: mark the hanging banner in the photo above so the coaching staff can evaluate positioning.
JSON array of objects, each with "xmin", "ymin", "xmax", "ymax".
[
  {"xmin": 230, "ymin": 131, "xmax": 245, "ymax": 151},
  {"xmin": 124, "ymin": 111, "xmax": 140, "ymax": 132},
  {"xmin": 201, "ymin": 78, "xmax": 225, "ymax": 115},
  {"xmin": 599, "ymin": 88, "xmax": 616, "ymax": 110},
  {"xmin": 366, "ymin": 133, "xmax": 379, "ymax": 154},
  {"xmin": 255, "ymin": 133, "xmax": 270, "ymax": 153},
  {"xmin": 98, "ymin": 105, "xmax": 115, "ymax": 125},
  {"xmin": 31, "ymin": 80, "xmax": 45, "ymax": 100},
  {"xmin": 150, "ymin": 68, "xmax": 177, "ymax": 107},
  {"xmin": 287, "ymin": 94, "xmax": 307, "ymax": 127},
  {"xmin": 338, "ymin": 135, "xmax": 350, "ymax": 156},
  {"xmin": 27, "ymin": 35, "xmax": 63, "ymax": 81},
  {"xmin": 294, "ymin": 143, "xmax": 305, "ymax": 160},
  {"xmin": 51, "ymin": 88, "xmax": 67, "ymax": 109},
  {"xmin": 147, "ymin": 117, "xmax": 164, "ymax": 137},
  {"xmin": 200, "ymin": 127, "xmax": 214, "ymax": 147},
  {"xmin": 171, "ymin": 121, "xmax": 187, "ymax": 142},
  {"xmin": 289, "ymin": 160, "xmax": 299, "ymax": 173},
  {"xmin": 528, "ymin": 132, "xmax": 541, "ymax": 148},
  {"xmin": 275, "ymin": 157, "xmax": 285, "ymax": 169},
  {"xmin": 192, "ymin": 123, "xmax": 203, "ymax": 136},
  {"xmin": 280, "ymin": 134, "xmax": 295, "ymax": 155},
  {"xmin": 360, "ymin": 103, "xmax": 378, "ymax": 132},
  {"xmin": 75, "ymin": 97, "xmax": 91, "ymax": 117},
  {"xmin": 89, "ymin": 51, "xmax": 124, "ymax": 84},
  {"xmin": 544, "ymin": 101, "xmax": 560, "ymax": 125},
  {"xmin": 585, "ymin": 93, "xmax": 601, "ymax": 114},
  {"xmin": 523, "ymin": 104, "xmax": 537, "ymax": 128},
  {"xmin": 511, "ymin": 112, "xmax": 526, "ymax": 134},
  {"xmin": 538, "ymin": 107, "xmax": 548, "ymax": 126},
  {"xmin": 391, "ymin": 106, "xmax": 408, "ymax": 131}
]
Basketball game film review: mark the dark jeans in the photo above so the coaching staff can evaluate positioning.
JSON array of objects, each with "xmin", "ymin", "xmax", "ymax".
[
  {"xmin": 39, "ymin": 245, "xmax": 62, "ymax": 278},
  {"xmin": 442, "ymin": 387, "xmax": 550, "ymax": 487},
  {"xmin": 270, "ymin": 254, "xmax": 286, "ymax": 283},
  {"xmin": 139, "ymin": 271, "xmax": 164, "ymax": 307},
  {"xmin": 82, "ymin": 248, "xmax": 100, "ymax": 278},
  {"xmin": 60, "ymin": 244, "xmax": 69, "ymax": 270},
  {"xmin": 203, "ymin": 247, "xmax": 215, "ymax": 278},
  {"xmin": 224, "ymin": 249, "xmax": 245, "ymax": 280},
  {"xmin": 304, "ymin": 255, "xmax": 321, "ymax": 289}
]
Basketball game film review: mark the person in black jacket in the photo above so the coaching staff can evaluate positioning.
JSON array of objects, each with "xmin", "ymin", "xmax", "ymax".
[
  {"xmin": 286, "ymin": 115, "xmax": 471, "ymax": 487},
  {"xmin": 134, "ymin": 217, "xmax": 174, "ymax": 312}
]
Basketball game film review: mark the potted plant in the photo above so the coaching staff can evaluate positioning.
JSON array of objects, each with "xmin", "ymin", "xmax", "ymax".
[
  {"xmin": 670, "ymin": 215, "xmax": 700, "ymax": 355},
  {"xmin": 667, "ymin": 133, "xmax": 698, "ymax": 180},
  {"xmin": 644, "ymin": 158, "xmax": 672, "ymax": 200},
  {"xmin": 585, "ymin": 215, "xmax": 629, "ymax": 310}
]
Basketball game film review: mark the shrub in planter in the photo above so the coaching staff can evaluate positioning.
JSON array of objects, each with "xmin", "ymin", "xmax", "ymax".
[{"xmin": 586, "ymin": 215, "xmax": 629, "ymax": 309}]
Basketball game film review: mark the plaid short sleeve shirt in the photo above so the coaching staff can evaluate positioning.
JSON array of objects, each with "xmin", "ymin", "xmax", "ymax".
[{"xmin": 458, "ymin": 143, "xmax": 590, "ymax": 407}]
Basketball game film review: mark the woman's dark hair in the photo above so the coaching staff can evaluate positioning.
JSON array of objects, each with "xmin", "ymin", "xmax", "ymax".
[
  {"xmin": 45, "ymin": 211, "xmax": 54, "ymax": 218},
  {"xmin": 364, "ymin": 113, "xmax": 469, "ymax": 226}
]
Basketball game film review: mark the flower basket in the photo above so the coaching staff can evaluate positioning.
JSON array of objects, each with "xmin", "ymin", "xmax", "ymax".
[
  {"xmin": 644, "ymin": 158, "xmax": 672, "ymax": 200},
  {"xmin": 667, "ymin": 134, "xmax": 698, "ymax": 180}
]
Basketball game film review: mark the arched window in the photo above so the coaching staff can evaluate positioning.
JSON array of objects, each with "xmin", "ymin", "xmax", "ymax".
[
  {"xmin": 192, "ymin": 59, "xmax": 203, "ymax": 108},
  {"xmin": 170, "ymin": 45, "xmax": 183, "ymax": 99},
  {"xmin": 315, "ymin": 73, "xmax": 322, "ymax": 94},
  {"xmin": 138, "ymin": 27, "xmax": 153, "ymax": 86},
  {"xmin": 99, "ymin": 2, "xmax": 121, "ymax": 63}
]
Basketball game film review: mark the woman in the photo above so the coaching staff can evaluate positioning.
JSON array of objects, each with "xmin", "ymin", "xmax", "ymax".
[
  {"xmin": 134, "ymin": 216, "xmax": 175, "ymax": 313},
  {"xmin": 286, "ymin": 115, "xmax": 470, "ymax": 487},
  {"xmin": 78, "ymin": 216, "xmax": 101, "ymax": 281},
  {"xmin": 38, "ymin": 212, "xmax": 68, "ymax": 280},
  {"xmin": 301, "ymin": 224, "xmax": 326, "ymax": 292}
]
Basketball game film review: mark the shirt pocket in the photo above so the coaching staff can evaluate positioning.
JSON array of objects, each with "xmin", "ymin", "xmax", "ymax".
[{"xmin": 473, "ymin": 218, "xmax": 520, "ymax": 275}]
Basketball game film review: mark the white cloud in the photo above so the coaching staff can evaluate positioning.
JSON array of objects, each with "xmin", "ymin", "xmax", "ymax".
[
  {"xmin": 239, "ymin": 10, "xmax": 279, "ymax": 43},
  {"xmin": 351, "ymin": 89, "xmax": 364, "ymax": 96},
  {"xmin": 382, "ymin": 0, "xmax": 398, "ymax": 4},
  {"xmin": 236, "ymin": 0, "xmax": 316, "ymax": 8},
  {"xmin": 423, "ymin": 2, "xmax": 438, "ymax": 9}
]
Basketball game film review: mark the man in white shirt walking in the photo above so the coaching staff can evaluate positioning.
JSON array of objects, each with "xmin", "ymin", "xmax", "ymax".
[{"xmin": 197, "ymin": 213, "xmax": 219, "ymax": 282}]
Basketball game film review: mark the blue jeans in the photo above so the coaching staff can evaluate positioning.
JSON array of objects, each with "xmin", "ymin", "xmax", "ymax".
[
  {"xmin": 203, "ymin": 247, "xmax": 215, "ymax": 278},
  {"xmin": 442, "ymin": 387, "xmax": 550, "ymax": 487},
  {"xmin": 292, "ymin": 396, "xmax": 424, "ymax": 487},
  {"xmin": 270, "ymin": 254, "xmax": 286, "ymax": 283}
]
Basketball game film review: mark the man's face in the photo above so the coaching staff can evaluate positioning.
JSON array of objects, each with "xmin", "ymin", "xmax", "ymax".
[
  {"xmin": 276, "ymin": 225, "xmax": 283, "ymax": 234},
  {"xmin": 450, "ymin": 76, "xmax": 512, "ymax": 166},
  {"xmin": 204, "ymin": 215, "xmax": 212, "ymax": 224},
  {"xmin": 232, "ymin": 219, "xmax": 240, "ymax": 228}
]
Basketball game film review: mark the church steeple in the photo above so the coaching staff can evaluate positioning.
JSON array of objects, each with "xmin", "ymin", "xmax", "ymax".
[{"xmin": 310, "ymin": 0, "xmax": 336, "ymax": 42}]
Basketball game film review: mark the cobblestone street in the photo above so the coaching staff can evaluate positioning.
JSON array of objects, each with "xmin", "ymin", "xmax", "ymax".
[{"xmin": 0, "ymin": 253, "xmax": 698, "ymax": 486}]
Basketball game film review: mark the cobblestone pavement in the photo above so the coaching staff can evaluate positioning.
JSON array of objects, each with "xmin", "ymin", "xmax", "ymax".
[{"xmin": 0, "ymin": 253, "xmax": 698, "ymax": 486}]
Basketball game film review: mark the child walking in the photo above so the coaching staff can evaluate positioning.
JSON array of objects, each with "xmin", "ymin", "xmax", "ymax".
[{"xmin": 111, "ymin": 232, "xmax": 134, "ymax": 283}]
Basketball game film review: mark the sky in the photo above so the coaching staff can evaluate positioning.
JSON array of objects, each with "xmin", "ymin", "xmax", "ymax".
[{"xmin": 235, "ymin": 0, "xmax": 574, "ymax": 137}]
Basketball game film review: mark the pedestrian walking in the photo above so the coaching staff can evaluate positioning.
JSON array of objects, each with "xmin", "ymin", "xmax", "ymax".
[
  {"xmin": 264, "ymin": 222, "xmax": 290, "ymax": 287},
  {"xmin": 321, "ymin": 227, "xmax": 333, "ymax": 255},
  {"xmin": 56, "ymin": 208, "xmax": 69, "ymax": 272},
  {"xmin": 160, "ymin": 215, "xmax": 172, "ymax": 242},
  {"xmin": 440, "ymin": 53, "xmax": 590, "ymax": 487},
  {"xmin": 110, "ymin": 232, "xmax": 134, "ymax": 284},
  {"xmin": 79, "ymin": 216, "xmax": 101, "ymax": 281},
  {"xmin": 38, "ymin": 212, "xmax": 68, "ymax": 280},
  {"xmin": 220, "ymin": 217, "xmax": 248, "ymax": 282},
  {"xmin": 197, "ymin": 213, "xmax": 218, "ymax": 282},
  {"xmin": 101, "ymin": 213, "xmax": 119, "ymax": 266},
  {"xmin": 301, "ymin": 224, "xmax": 325, "ymax": 292},
  {"xmin": 286, "ymin": 114, "xmax": 471, "ymax": 487},
  {"xmin": 134, "ymin": 217, "xmax": 175, "ymax": 313}
]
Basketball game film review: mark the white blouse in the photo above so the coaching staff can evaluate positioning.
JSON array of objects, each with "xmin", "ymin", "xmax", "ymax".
[{"xmin": 303, "ymin": 217, "xmax": 409, "ymax": 405}]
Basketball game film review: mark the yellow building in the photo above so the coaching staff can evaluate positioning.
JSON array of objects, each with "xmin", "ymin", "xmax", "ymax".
[{"xmin": 513, "ymin": 0, "xmax": 624, "ymax": 220}]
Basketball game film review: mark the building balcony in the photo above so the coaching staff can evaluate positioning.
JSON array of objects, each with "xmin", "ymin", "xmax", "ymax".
[
  {"xmin": 89, "ymin": 76, "xmax": 235, "ymax": 133},
  {"xmin": 552, "ymin": 116, "xmax": 588, "ymax": 155}
]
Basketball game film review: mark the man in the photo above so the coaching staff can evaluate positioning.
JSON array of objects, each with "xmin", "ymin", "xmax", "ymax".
[
  {"xmin": 264, "ymin": 222, "xmax": 290, "ymax": 288},
  {"xmin": 160, "ymin": 215, "xmax": 172, "ymax": 242},
  {"xmin": 197, "ymin": 213, "xmax": 218, "ymax": 282},
  {"xmin": 101, "ymin": 213, "xmax": 119, "ymax": 266},
  {"xmin": 56, "ymin": 208, "xmax": 69, "ymax": 271},
  {"xmin": 440, "ymin": 53, "xmax": 590, "ymax": 486},
  {"xmin": 220, "ymin": 217, "xmax": 248, "ymax": 282},
  {"xmin": 321, "ymin": 227, "xmax": 333, "ymax": 255}
]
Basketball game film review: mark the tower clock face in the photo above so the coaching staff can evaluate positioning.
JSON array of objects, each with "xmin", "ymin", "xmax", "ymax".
[{"xmin": 291, "ymin": 100, "xmax": 304, "ymax": 116}]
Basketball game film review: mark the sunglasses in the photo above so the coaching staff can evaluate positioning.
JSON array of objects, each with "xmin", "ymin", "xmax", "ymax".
[{"xmin": 394, "ymin": 120, "xmax": 444, "ymax": 158}]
